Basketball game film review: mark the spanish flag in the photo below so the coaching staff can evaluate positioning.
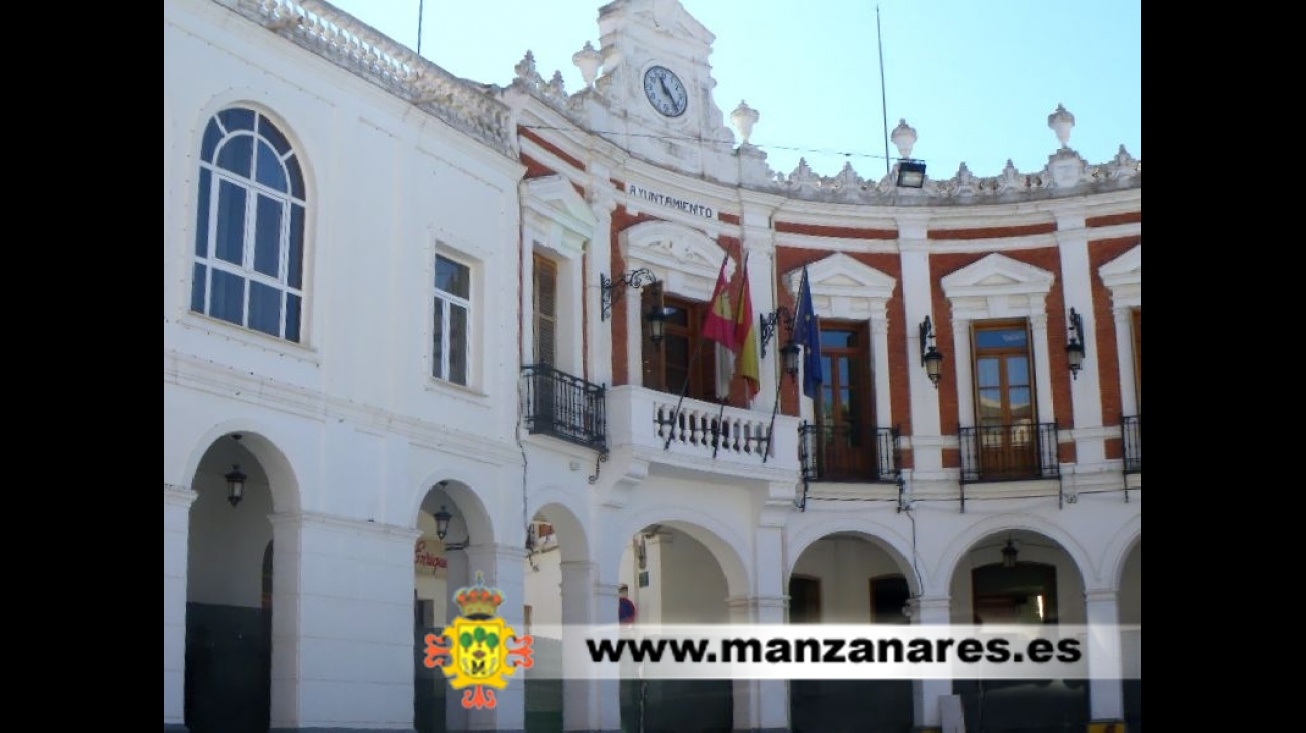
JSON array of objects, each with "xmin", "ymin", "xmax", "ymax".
[
  {"xmin": 702, "ymin": 255, "xmax": 737, "ymax": 351},
  {"xmin": 734, "ymin": 255, "xmax": 760, "ymax": 402}
]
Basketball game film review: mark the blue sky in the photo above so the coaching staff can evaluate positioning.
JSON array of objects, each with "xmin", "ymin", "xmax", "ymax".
[{"xmin": 325, "ymin": 0, "xmax": 1141, "ymax": 182}]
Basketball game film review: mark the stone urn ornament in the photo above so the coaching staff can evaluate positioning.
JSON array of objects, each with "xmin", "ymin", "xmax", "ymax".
[
  {"xmin": 1048, "ymin": 104, "xmax": 1076, "ymax": 148},
  {"xmin": 572, "ymin": 41, "xmax": 602, "ymax": 88},
  {"xmin": 731, "ymin": 100, "xmax": 759, "ymax": 145},
  {"xmin": 890, "ymin": 119, "xmax": 917, "ymax": 159}
]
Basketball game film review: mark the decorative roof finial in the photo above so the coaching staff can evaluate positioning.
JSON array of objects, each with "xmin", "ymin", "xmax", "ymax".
[
  {"xmin": 731, "ymin": 100, "xmax": 759, "ymax": 145},
  {"xmin": 1048, "ymin": 104, "xmax": 1076, "ymax": 149},
  {"xmin": 572, "ymin": 41, "xmax": 601, "ymax": 88},
  {"xmin": 890, "ymin": 119, "xmax": 917, "ymax": 159}
]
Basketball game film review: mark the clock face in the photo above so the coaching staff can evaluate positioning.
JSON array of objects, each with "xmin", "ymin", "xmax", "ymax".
[{"xmin": 643, "ymin": 65, "xmax": 688, "ymax": 117}]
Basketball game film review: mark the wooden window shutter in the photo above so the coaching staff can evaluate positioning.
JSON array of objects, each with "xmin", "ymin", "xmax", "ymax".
[{"xmin": 533, "ymin": 255, "xmax": 557, "ymax": 365}]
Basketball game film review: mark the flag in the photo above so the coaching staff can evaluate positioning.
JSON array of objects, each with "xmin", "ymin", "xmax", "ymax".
[
  {"xmin": 734, "ymin": 255, "xmax": 760, "ymax": 402},
  {"xmin": 701, "ymin": 255, "xmax": 737, "ymax": 351},
  {"xmin": 793, "ymin": 265, "xmax": 823, "ymax": 400}
]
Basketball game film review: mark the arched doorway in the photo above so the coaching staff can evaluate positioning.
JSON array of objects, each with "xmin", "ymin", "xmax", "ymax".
[
  {"xmin": 185, "ymin": 434, "xmax": 274, "ymax": 733},
  {"xmin": 520, "ymin": 503, "xmax": 591, "ymax": 733},
  {"xmin": 788, "ymin": 532, "xmax": 915, "ymax": 733},
  {"xmin": 412, "ymin": 481, "xmax": 497, "ymax": 733},
  {"xmin": 951, "ymin": 531, "xmax": 1089, "ymax": 732},
  {"xmin": 619, "ymin": 523, "xmax": 734, "ymax": 733}
]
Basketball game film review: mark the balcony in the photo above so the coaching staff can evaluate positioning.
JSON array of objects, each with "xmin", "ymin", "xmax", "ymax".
[
  {"xmin": 958, "ymin": 422, "xmax": 1060, "ymax": 483},
  {"xmin": 798, "ymin": 422, "xmax": 900, "ymax": 483},
  {"xmin": 1122, "ymin": 415, "xmax": 1141, "ymax": 474},
  {"xmin": 606, "ymin": 385, "xmax": 801, "ymax": 479},
  {"xmin": 521, "ymin": 364, "xmax": 607, "ymax": 453}
]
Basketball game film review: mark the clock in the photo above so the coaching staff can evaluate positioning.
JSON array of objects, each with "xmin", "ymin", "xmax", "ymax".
[{"xmin": 643, "ymin": 65, "xmax": 688, "ymax": 117}]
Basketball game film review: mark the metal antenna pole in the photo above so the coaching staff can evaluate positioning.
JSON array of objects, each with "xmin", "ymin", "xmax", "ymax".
[
  {"xmin": 877, "ymin": 5, "xmax": 891, "ymax": 176},
  {"xmin": 417, "ymin": 0, "xmax": 425, "ymax": 56}
]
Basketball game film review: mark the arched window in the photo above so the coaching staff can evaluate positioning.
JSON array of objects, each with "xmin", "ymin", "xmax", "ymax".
[{"xmin": 191, "ymin": 107, "xmax": 306, "ymax": 342}]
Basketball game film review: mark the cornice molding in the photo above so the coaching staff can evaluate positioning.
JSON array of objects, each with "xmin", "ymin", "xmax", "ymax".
[{"xmin": 164, "ymin": 349, "xmax": 523, "ymax": 467}]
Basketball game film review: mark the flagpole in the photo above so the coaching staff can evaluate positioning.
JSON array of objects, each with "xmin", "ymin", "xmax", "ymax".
[
  {"xmin": 761, "ymin": 358, "xmax": 784, "ymax": 464},
  {"xmin": 712, "ymin": 249, "xmax": 750, "ymax": 459},
  {"xmin": 762, "ymin": 267, "xmax": 806, "ymax": 464},
  {"xmin": 663, "ymin": 246, "xmax": 733, "ymax": 451}
]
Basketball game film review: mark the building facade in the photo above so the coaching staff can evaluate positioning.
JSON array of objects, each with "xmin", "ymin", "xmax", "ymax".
[{"xmin": 164, "ymin": 1, "xmax": 1141, "ymax": 732}]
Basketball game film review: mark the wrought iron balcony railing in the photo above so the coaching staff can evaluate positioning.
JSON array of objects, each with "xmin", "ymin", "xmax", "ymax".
[
  {"xmin": 1122, "ymin": 415, "xmax": 1141, "ymax": 474},
  {"xmin": 958, "ymin": 422, "xmax": 1060, "ymax": 483},
  {"xmin": 798, "ymin": 422, "xmax": 900, "ymax": 483},
  {"xmin": 521, "ymin": 364, "xmax": 607, "ymax": 453}
]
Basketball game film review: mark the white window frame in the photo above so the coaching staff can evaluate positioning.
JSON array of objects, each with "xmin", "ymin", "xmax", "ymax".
[
  {"xmin": 433, "ymin": 250, "xmax": 473, "ymax": 386},
  {"xmin": 939, "ymin": 253, "xmax": 1056, "ymax": 429},
  {"xmin": 782, "ymin": 253, "xmax": 897, "ymax": 425},
  {"xmin": 521, "ymin": 176, "xmax": 595, "ymax": 378},
  {"xmin": 191, "ymin": 106, "xmax": 306, "ymax": 342}
]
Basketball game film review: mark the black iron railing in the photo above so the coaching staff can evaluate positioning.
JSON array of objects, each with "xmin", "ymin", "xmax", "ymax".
[
  {"xmin": 958, "ymin": 422, "xmax": 1060, "ymax": 483},
  {"xmin": 522, "ymin": 364, "xmax": 607, "ymax": 452},
  {"xmin": 1122, "ymin": 415, "xmax": 1141, "ymax": 474},
  {"xmin": 798, "ymin": 422, "xmax": 900, "ymax": 482}
]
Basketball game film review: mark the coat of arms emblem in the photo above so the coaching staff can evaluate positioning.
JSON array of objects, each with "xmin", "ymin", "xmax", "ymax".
[{"xmin": 423, "ymin": 571, "xmax": 534, "ymax": 709}]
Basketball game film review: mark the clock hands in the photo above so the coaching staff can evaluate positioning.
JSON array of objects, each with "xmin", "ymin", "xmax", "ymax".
[
  {"xmin": 645, "ymin": 67, "xmax": 684, "ymax": 115},
  {"xmin": 658, "ymin": 74, "xmax": 683, "ymax": 113}
]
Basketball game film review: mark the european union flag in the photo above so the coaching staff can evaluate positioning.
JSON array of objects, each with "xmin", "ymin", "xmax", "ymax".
[{"xmin": 794, "ymin": 266, "xmax": 823, "ymax": 400}]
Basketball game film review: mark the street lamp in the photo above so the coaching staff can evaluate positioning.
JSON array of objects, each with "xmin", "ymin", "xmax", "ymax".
[{"xmin": 919, "ymin": 316, "xmax": 944, "ymax": 388}]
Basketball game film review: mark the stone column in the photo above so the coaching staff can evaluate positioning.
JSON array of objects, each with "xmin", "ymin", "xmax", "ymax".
[
  {"xmin": 163, "ymin": 484, "xmax": 197, "ymax": 731},
  {"xmin": 269, "ymin": 512, "xmax": 421, "ymax": 732},
  {"xmin": 727, "ymin": 594, "xmax": 789, "ymax": 733},
  {"xmin": 728, "ymin": 510, "xmax": 788, "ymax": 733},
  {"xmin": 595, "ymin": 580, "xmax": 623, "ymax": 733},
  {"xmin": 908, "ymin": 595, "xmax": 954, "ymax": 733},
  {"xmin": 560, "ymin": 560, "xmax": 608, "ymax": 732},
  {"xmin": 1084, "ymin": 589, "xmax": 1126, "ymax": 728}
]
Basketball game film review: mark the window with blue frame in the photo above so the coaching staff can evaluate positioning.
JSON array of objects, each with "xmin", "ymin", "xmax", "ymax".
[{"xmin": 191, "ymin": 107, "xmax": 306, "ymax": 342}]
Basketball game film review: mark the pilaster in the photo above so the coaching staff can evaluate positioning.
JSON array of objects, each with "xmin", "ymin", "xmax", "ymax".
[
  {"xmin": 588, "ymin": 180, "xmax": 618, "ymax": 388},
  {"xmin": 898, "ymin": 214, "xmax": 942, "ymax": 475},
  {"xmin": 1030, "ymin": 312, "xmax": 1056, "ymax": 435},
  {"xmin": 1057, "ymin": 223, "xmax": 1106, "ymax": 465},
  {"xmin": 1112, "ymin": 306, "xmax": 1139, "ymax": 418},
  {"xmin": 740, "ymin": 200, "xmax": 779, "ymax": 415}
]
